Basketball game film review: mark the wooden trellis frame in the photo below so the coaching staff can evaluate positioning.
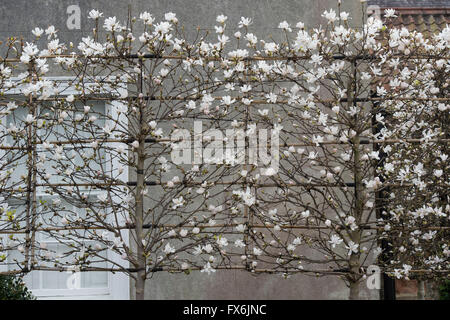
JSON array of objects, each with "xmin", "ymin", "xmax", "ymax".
[{"xmin": 0, "ymin": 51, "xmax": 448, "ymax": 287}]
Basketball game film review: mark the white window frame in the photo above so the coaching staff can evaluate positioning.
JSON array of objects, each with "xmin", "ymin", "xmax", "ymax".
[{"xmin": 0, "ymin": 76, "xmax": 130, "ymax": 300}]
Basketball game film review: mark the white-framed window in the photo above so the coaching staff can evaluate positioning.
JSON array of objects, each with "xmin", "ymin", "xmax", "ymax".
[{"xmin": 0, "ymin": 77, "xmax": 129, "ymax": 300}]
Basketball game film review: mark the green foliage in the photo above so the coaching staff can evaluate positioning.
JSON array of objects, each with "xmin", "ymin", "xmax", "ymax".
[
  {"xmin": 0, "ymin": 275, "xmax": 35, "ymax": 300},
  {"xmin": 439, "ymin": 280, "xmax": 450, "ymax": 300}
]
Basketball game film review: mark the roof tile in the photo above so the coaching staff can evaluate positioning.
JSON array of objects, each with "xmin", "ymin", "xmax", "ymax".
[{"xmin": 373, "ymin": 7, "xmax": 450, "ymax": 37}]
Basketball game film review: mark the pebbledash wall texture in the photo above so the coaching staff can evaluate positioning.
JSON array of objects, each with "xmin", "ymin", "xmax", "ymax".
[{"xmin": 0, "ymin": 0, "xmax": 384, "ymax": 300}]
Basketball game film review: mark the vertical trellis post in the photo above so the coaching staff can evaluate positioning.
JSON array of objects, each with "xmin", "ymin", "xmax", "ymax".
[
  {"xmin": 134, "ymin": 57, "xmax": 147, "ymax": 300},
  {"xmin": 243, "ymin": 58, "xmax": 252, "ymax": 271},
  {"xmin": 371, "ymin": 90, "xmax": 396, "ymax": 300},
  {"xmin": 24, "ymin": 59, "xmax": 38, "ymax": 274},
  {"xmin": 348, "ymin": 58, "xmax": 362, "ymax": 300}
]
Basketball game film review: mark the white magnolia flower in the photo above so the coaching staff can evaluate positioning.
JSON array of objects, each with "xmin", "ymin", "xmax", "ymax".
[
  {"xmin": 265, "ymin": 92, "xmax": 277, "ymax": 103},
  {"xmin": 234, "ymin": 239, "xmax": 246, "ymax": 248},
  {"xmin": 245, "ymin": 33, "xmax": 257, "ymax": 45},
  {"xmin": 45, "ymin": 25, "xmax": 57, "ymax": 39},
  {"xmin": 366, "ymin": 177, "xmax": 382, "ymax": 189},
  {"xmin": 345, "ymin": 241, "xmax": 359, "ymax": 256},
  {"xmin": 384, "ymin": 9, "xmax": 397, "ymax": 18},
  {"xmin": 253, "ymin": 247, "xmax": 263, "ymax": 256},
  {"xmin": 203, "ymin": 244, "xmax": 213, "ymax": 253},
  {"xmin": 311, "ymin": 53, "xmax": 323, "ymax": 65},
  {"xmin": 32, "ymin": 27, "xmax": 44, "ymax": 37},
  {"xmin": 278, "ymin": 21, "xmax": 292, "ymax": 32},
  {"xmin": 233, "ymin": 187, "xmax": 255, "ymax": 207},
  {"xmin": 344, "ymin": 216, "xmax": 356, "ymax": 226},
  {"xmin": 422, "ymin": 231, "xmax": 436, "ymax": 240},
  {"xmin": 192, "ymin": 246, "xmax": 202, "ymax": 255},
  {"xmin": 88, "ymin": 9, "xmax": 103, "ymax": 19},
  {"xmin": 402, "ymin": 264, "xmax": 412, "ymax": 276},
  {"xmin": 200, "ymin": 262, "xmax": 216, "ymax": 275},
  {"xmin": 258, "ymin": 109, "xmax": 269, "ymax": 116},
  {"xmin": 329, "ymin": 235, "xmax": 343, "ymax": 248},
  {"xmin": 322, "ymin": 9, "xmax": 337, "ymax": 23},
  {"xmin": 181, "ymin": 262, "xmax": 189, "ymax": 270},
  {"xmin": 24, "ymin": 114, "xmax": 35, "ymax": 123},
  {"xmin": 186, "ymin": 101, "xmax": 196, "ymax": 110},
  {"xmin": 434, "ymin": 169, "xmax": 443, "ymax": 178},
  {"xmin": 82, "ymin": 105, "xmax": 90, "ymax": 113},
  {"xmin": 172, "ymin": 196, "xmax": 185, "ymax": 209},
  {"xmin": 179, "ymin": 229, "xmax": 188, "ymax": 237},
  {"xmin": 293, "ymin": 237, "xmax": 302, "ymax": 245},
  {"xmin": 238, "ymin": 17, "xmax": 252, "ymax": 28},
  {"xmin": 221, "ymin": 95, "xmax": 236, "ymax": 105},
  {"xmin": 167, "ymin": 230, "xmax": 176, "ymax": 238},
  {"xmin": 301, "ymin": 210, "xmax": 310, "ymax": 218},
  {"xmin": 216, "ymin": 237, "xmax": 228, "ymax": 247},
  {"xmin": 139, "ymin": 11, "xmax": 154, "ymax": 25},
  {"xmin": 164, "ymin": 12, "xmax": 178, "ymax": 23},
  {"xmin": 216, "ymin": 14, "xmax": 228, "ymax": 24},
  {"xmin": 104, "ymin": 16, "xmax": 123, "ymax": 32},
  {"xmin": 131, "ymin": 140, "xmax": 139, "ymax": 149},
  {"xmin": 340, "ymin": 12, "xmax": 350, "ymax": 21},
  {"xmin": 228, "ymin": 49, "xmax": 249, "ymax": 59},
  {"xmin": 164, "ymin": 243, "xmax": 176, "ymax": 254}
]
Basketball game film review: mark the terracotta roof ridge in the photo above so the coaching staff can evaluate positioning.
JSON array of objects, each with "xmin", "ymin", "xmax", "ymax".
[
  {"xmin": 376, "ymin": 8, "xmax": 450, "ymax": 16},
  {"xmin": 377, "ymin": 7, "xmax": 450, "ymax": 12}
]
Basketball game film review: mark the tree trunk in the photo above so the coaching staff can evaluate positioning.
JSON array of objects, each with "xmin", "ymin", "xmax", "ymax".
[
  {"xmin": 134, "ymin": 144, "xmax": 146, "ymax": 300},
  {"xmin": 135, "ymin": 271, "xmax": 146, "ymax": 300},
  {"xmin": 417, "ymin": 280, "xmax": 425, "ymax": 300},
  {"xmin": 349, "ymin": 280, "xmax": 360, "ymax": 300}
]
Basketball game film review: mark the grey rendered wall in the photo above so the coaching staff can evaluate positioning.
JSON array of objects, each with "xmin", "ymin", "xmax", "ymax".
[
  {"xmin": 0, "ymin": 0, "xmax": 365, "ymax": 44},
  {"xmin": 0, "ymin": 0, "xmax": 378, "ymax": 299},
  {"xmin": 127, "ymin": 0, "xmax": 373, "ymax": 301},
  {"xmin": 136, "ymin": 270, "xmax": 378, "ymax": 300}
]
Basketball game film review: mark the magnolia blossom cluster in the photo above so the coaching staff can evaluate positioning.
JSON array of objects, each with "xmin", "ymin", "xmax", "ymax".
[{"xmin": 0, "ymin": 7, "xmax": 448, "ymax": 299}]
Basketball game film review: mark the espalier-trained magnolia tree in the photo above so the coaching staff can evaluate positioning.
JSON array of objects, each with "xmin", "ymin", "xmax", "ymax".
[
  {"xmin": 380, "ymin": 35, "xmax": 449, "ymax": 283},
  {"xmin": 0, "ymin": 4, "xmax": 448, "ymax": 300},
  {"xmin": 210, "ymin": 9, "xmax": 450, "ymax": 299}
]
